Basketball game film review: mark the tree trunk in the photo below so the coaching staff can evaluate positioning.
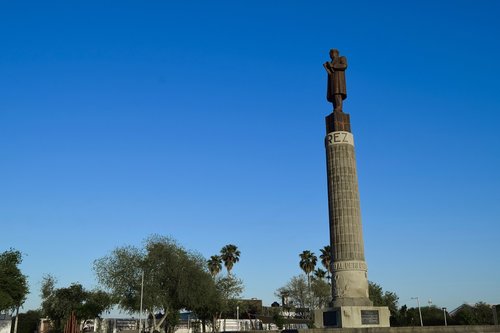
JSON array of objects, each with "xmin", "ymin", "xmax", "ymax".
[
  {"xmin": 13, "ymin": 307, "xmax": 19, "ymax": 333},
  {"xmin": 152, "ymin": 312, "xmax": 157, "ymax": 330},
  {"xmin": 211, "ymin": 314, "xmax": 220, "ymax": 332},
  {"xmin": 154, "ymin": 312, "xmax": 169, "ymax": 332},
  {"xmin": 211, "ymin": 316, "xmax": 216, "ymax": 332}
]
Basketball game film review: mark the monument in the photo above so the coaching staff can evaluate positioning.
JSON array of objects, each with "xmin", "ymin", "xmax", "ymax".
[{"xmin": 314, "ymin": 49, "xmax": 390, "ymax": 328}]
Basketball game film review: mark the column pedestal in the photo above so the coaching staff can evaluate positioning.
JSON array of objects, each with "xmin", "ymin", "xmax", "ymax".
[{"xmin": 314, "ymin": 306, "xmax": 391, "ymax": 328}]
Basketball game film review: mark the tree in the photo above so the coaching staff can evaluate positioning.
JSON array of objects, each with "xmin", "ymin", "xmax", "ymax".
[
  {"xmin": 94, "ymin": 235, "xmax": 218, "ymax": 333},
  {"xmin": 368, "ymin": 282, "xmax": 399, "ymax": 319},
  {"xmin": 191, "ymin": 274, "xmax": 243, "ymax": 332},
  {"xmin": 217, "ymin": 275, "xmax": 244, "ymax": 331},
  {"xmin": 40, "ymin": 275, "xmax": 114, "ymax": 333},
  {"xmin": 393, "ymin": 305, "xmax": 421, "ymax": 327},
  {"xmin": 420, "ymin": 306, "xmax": 448, "ymax": 326},
  {"xmin": 275, "ymin": 275, "xmax": 310, "ymax": 311},
  {"xmin": 271, "ymin": 312, "xmax": 285, "ymax": 330},
  {"xmin": 319, "ymin": 246, "xmax": 332, "ymax": 279},
  {"xmin": 220, "ymin": 245, "xmax": 240, "ymax": 276},
  {"xmin": 40, "ymin": 276, "xmax": 86, "ymax": 331},
  {"xmin": 80, "ymin": 290, "xmax": 115, "ymax": 326},
  {"xmin": 299, "ymin": 251, "xmax": 317, "ymax": 288},
  {"xmin": 392, "ymin": 305, "xmax": 447, "ymax": 327},
  {"xmin": 312, "ymin": 268, "xmax": 326, "ymax": 281},
  {"xmin": 472, "ymin": 302, "xmax": 495, "ymax": 325},
  {"xmin": 14, "ymin": 310, "xmax": 41, "ymax": 333},
  {"xmin": 216, "ymin": 276, "xmax": 244, "ymax": 304},
  {"xmin": 310, "ymin": 278, "xmax": 330, "ymax": 309},
  {"xmin": 0, "ymin": 249, "xmax": 29, "ymax": 333},
  {"xmin": 450, "ymin": 302, "xmax": 494, "ymax": 325},
  {"xmin": 207, "ymin": 256, "xmax": 222, "ymax": 279},
  {"xmin": 0, "ymin": 249, "xmax": 29, "ymax": 313},
  {"xmin": 189, "ymin": 284, "xmax": 224, "ymax": 332}
]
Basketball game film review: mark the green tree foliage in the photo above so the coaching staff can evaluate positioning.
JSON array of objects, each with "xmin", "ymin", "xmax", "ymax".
[
  {"xmin": 312, "ymin": 268, "xmax": 326, "ymax": 280},
  {"xmin": 190, "ymin": 284, "xmax": 224, "ymax": 332},
  {"xmin": 450, "ymin": 302, "xmax": 494, "ymax": 325},
  {"xmin": 275, "ymin": 275, "xmax": 310, "ymax": 310},
  {"xmin": 94, "ymin": 235, "xmax": 218, "ymax": 332},
  {"xmin": 220, "ymin": 245, "xmax": 240, "ymax": 276},
  {"xmin": 13, "ymin": 310, "xmax": 41, "ymax": 333},
  {"xmin": 0, "ymin": 249, "xmax": 29, "ymax": 313},
  {"xmin": 207, "ymin": 256, "xmax": 222, "ymax": 279},
  {"xmin": 275, "ymin": 274, "xmax": 326, "ymax": 322},
  {"xmin": 310, "ymin": 278, "xmax": 330, "ymax": 309},
  {"xmin": 216, "ymin": 276, "xmax": 243, "ymax": 302},
  {"xmin": 298, "ymin": 251, "xmax": 317, "ymax": 288},
  {"xmin": 40, "ymin": 275, "xmax": 114, "ymax": 332},
  {"xmin": 271, "ymin": 312, "xmax": 285, "ymax": 330},
  {"xmin": 200, "ymin": 244, "xmax": 243, "ymax": 331},
  {"xmin": 368, "ymin": 281, "xmax": 399, "ymax": 315},
  {"xmin": 319, "ymin": 246, "xmax": 332, "ymax": 278},
  {"xmin": 393, "ymin": 305, "xmax": 419, "ymax": 327},
  {"xmin": 41, "ymin": 276, "xmax": 85, "ymax": 330},
  {"xmin": 186, "ymin": 274, "xmax": 243, "ymax": 332},
  {"xmin": 368, "ymin": 281, "xmax": 401, "ymax": 326},
  {"xmin": 393, "ymin": 305, "xmax": 447, "ymax": 326},
  {"xmin": 420, "ymin": 306, "xmax": 448, "ymax": 326},
  {"xmin": 233, "ymin": 299, "xmax": 261, "ymax": 321},
  {"xmin": 81, "ymin": 290, "xmax": 115, "ymax": 322},
  {"xmin": 394, "ymin": 302, "xmax": 495, "ymax": 326},
  {"xmin": 216, "ymin": 275, "xmax": 244, "ymax": 326}
]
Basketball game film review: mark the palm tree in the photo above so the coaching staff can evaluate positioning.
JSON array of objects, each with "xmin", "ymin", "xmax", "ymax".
[
  {"xmin": 207, "ymin": 255, "xmax": 222, "ymax": 279},
  {"xmin": 313, "ymin": 268, "xmax": 327, "ymax": 281},
  {"xmin": 299, "ymin": 250, "xmax": 317, "ymax": 287},
  {"xmin": 319, "ymin": 245, "xmax": 332, "ymax": 280},
  {"xmin": 220, "ymin": 244, "xmax": 240, "ymax": 276}
]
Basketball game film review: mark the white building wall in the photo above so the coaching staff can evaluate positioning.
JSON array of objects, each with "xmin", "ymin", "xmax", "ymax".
[{"xmin": 0, "ymin": 316, "xmax": 12, "ymax": 333}]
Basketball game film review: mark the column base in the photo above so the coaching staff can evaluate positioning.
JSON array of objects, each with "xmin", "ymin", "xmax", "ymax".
[
  {"xmin": 331, "ymin": 297, "xmax": 373, "ymax": 307},
  {"xmin": 314, "ymin": 306, "xmax": 390, "ymax": 328}
]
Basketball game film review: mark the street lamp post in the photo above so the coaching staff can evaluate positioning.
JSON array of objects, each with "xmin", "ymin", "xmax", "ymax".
[
  {"xmin": 139, "ymin": 270, "xmax": 144, "ymax": 333},
  {"xmin": 411, "ymin": 297, "xmax": 423, "ymax": 326},
  {"xmin": 236, "ymin": 306, "xmax": 240, "ymax": 331},
  {"xmin": 442, "ymin": 307, "xmax": 447, "ymax": 326},
  {"xmin": 493, "ymin": 305, "xmax": 498, "ymax": 326}
]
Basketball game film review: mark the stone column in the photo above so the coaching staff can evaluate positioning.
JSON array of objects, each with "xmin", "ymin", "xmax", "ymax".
[{"xmin": 325, "ymin": 111, "xmax": 372, "ymax": 307}]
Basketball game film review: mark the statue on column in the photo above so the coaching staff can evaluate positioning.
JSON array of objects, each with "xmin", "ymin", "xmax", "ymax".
[{"xmin": 323, "ymin": 49, "xmax": 347, "ymax": 112}]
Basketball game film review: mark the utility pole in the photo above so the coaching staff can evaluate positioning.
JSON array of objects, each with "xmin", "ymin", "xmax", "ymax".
[
  {"xmin": 442, "ymin": 307, "xmax": 447, "ymax": 326},
  {"xmin": 411, "ymin": 297, "xmax": 423, "ymax": 326}
]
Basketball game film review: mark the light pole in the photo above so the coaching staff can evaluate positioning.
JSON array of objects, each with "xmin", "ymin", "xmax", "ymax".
[
  {"xmin": 442, "ymin": 307, "xmax": 447, "ymax": 326},
  {"xmin": 492, "ymin": 305, "xmax": 498, "ymax": 325},
  {"xmin": 411, "ymin": 297, "xmax": 423, "ymax": 326},
  {"xmin": 139, "ymin": 270, "xmax": 144, "ymax": 333},
  {"xmin": 236, "ymin": 306, "xmax": 240, "ymax": 331}
]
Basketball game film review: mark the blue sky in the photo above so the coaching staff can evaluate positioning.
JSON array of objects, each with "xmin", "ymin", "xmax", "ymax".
[{"xmin": 1, "ymin": 0, "xmax": 499, "ymax": 313}]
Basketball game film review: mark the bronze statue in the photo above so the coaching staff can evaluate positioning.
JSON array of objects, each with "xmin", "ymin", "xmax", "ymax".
[{"xmin": 323, "ymin": 49, "xmax": 347, "ymax": 112}]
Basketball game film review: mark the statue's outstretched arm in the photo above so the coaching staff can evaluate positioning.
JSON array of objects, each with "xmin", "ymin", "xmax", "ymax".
[{"xmin": 323, "ymin": 62, "xmax": 334, "ymax": 74}]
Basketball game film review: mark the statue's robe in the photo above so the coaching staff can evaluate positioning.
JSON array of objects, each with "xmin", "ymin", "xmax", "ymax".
[{"xmin": 327, "ymin": 56, "xmax": 347, "ymax": 103}]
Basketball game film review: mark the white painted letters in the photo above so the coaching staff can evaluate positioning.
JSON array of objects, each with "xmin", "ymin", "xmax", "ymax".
[{"xmin": 325, "ymin": 131, "xmax": 354, "ymax": 146}]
